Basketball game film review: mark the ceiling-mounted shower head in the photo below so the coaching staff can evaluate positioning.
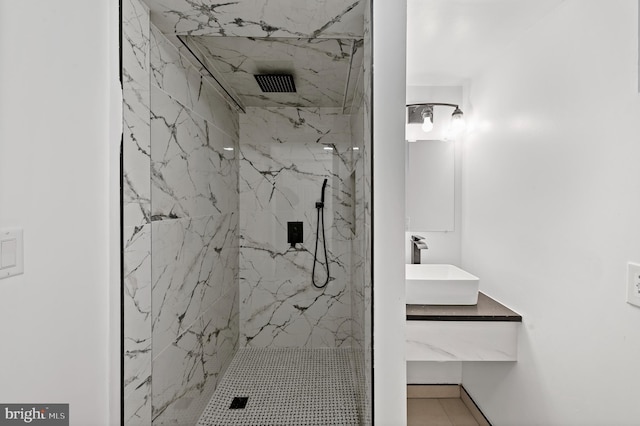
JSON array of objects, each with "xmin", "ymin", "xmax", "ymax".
[{"xmin": 254, "ymin": 74, "xmax": 297, "ymax": 93}]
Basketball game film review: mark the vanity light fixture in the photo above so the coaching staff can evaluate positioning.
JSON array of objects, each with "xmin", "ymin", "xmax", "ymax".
[{"xmin": 406, "ymin": 103, "xmax": 466, "ymax": 140}]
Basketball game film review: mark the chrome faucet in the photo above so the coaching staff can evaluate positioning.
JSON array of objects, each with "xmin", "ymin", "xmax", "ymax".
[{"xmin": 411, "ymin": 235, "xmax": 428, "ymax": 264}]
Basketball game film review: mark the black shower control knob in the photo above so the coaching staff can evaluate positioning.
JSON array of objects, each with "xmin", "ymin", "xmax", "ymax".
[{"xmin": 287, "ymin": 222, "xmax": 303, "ymax": 247}]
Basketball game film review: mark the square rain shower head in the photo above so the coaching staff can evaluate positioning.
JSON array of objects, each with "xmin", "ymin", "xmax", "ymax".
[{"xmin": 254, "ymin": 74, "xmax": 297, "ymax": 93}]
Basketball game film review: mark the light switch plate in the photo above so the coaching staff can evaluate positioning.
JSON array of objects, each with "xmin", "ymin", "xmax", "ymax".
[
  {"xmin": 626, "ymin": 262, "xmax": 640, "ymax": 308},
  {"xmin": 0, "ymin": 228, "xmax": 23, "ymax": 280}
]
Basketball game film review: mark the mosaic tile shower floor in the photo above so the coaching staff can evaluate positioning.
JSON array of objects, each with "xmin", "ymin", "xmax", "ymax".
[{"xmin": 196, "ymin": 348, "xmax": 360, "ymax": 426}]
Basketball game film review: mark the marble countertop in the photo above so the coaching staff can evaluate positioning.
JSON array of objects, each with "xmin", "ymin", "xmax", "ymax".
[{"xmin": 406, "ymin": 292, "xmax": 522, "ymax": 322}]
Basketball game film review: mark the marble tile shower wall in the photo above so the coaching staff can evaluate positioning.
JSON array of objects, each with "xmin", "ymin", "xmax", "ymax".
[
  {"xmin": 360, "ymin": 3, "xmax": 372, "ymax": 421},
  {"xmin": 239, "ymin": 107, "xmax": 355, "ymax": 349},
  {"xmin": 350, "ymin": 2, "xmax": 372, "ymax": 423},
  {"xmin": 349, "ymin": 83, "xmax": 368, "ymax": 426},
  {"xmin": 123, "ymin": 0, "xmax": 152, "ymax": 424},
  {"xmin": 349, "ymin": 56, "xmax": 366, "ymax": 356},
  {"xmin": 149, "ymin": 26, "xmax": 240, "ymax": 426},
  {"xmin": 122, "ymin": 0, "xmax": 240, "ymax": 423}
]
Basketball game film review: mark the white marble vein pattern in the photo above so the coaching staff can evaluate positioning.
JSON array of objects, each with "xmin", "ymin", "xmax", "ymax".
[
  {"xmin": 124, "ymin": 83, "xmax": 152, "ymax": 226},
  {"xmin": 151, "ymin": 213, "xmax": 239, "ymax": 355},
  {"xmin": 146, "ymin": 0, "xmax": 364, "ymax": 39},
  {"xmin": 349, "ymin": 102, "xmax": 369, "ymax": 426},
  {"xmin": 123, "ymin": 0, "xmax": 152, "ymax": 227},
  {"xmin": 239, "ymin": 107, "xmax": 355, "ymax": 348},
  {"xmin": 152, "ymin": 288, "xmax": 239, "ymax": 425},
  {"xmin": 349, "ymin": 109, "xmax": 365, "ymax": 351},
  {"xmin": 150, "ymin": 85, "xmax": 238, "ymax": 221},
  {"xmin": 360, "ymin": 5, "xmax": 372, "ymax": 422},
  {"xmin": 343, "ymin": 38, "xmax": 365, "ymax": 113},
  {"xmin": 124, "ymin": 386, "xmax": 151, "ymax": 426},
  {"xmin": 123, "ymin": 1, "xmax": 152, "ymax": 424},
  {"xmin": 123, "ymin": 0, "xmax": 150, "ymax": 87},
  {"xmin": 347, "ymin": 3, "xmax": 371, "ymax": 422},
  {"xmin": 123, "ymin": 224, "xmax": 152, "ymax": 426},
  {"xmin": 148, "ymin": 21, "xmax": 241, "ymax": 425},
  {"xmin": 405, "ymin": 321, "xmax": 519, "ymax": 362},
  {"xmin": 242, "ymin": 106, "xmax": 351, "ymax": 146},
  {"xmin": 150, "ymin": 25, "xmax": 240, "ymax": 138},
  {"xmin": 184, "ymin": 36, "xmax": 364, "ymax": 109}
]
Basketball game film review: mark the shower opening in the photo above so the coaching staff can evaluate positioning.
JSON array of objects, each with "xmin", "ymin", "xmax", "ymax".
[{"xmin": 121, "ymin": 0, "xmax": 373, "ymax": 425}]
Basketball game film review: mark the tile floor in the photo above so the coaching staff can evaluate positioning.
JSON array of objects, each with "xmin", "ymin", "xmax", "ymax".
[
  {"xmin": 407, "ymin": 385, "xmax": 490, "ymax": 426},
  {"xmin": 196, "ymin": 347, "xmax": 361, "ymax": 426},
  {"xmin": 407, "ymin": 398, "xmax": 480, "ymax": 426}
]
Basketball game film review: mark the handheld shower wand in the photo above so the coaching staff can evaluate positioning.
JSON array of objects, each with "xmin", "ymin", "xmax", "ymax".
[
  {"xmin": 321, "ymin": 178, "xmax": 327, "ymax": 203},
  {"xmin": 316, "ymin": 178, "xmax": 327, "ymax": 208},
  {"xmin": 312, "ymin": 178, "xmax": 330, "ymax": 288}
]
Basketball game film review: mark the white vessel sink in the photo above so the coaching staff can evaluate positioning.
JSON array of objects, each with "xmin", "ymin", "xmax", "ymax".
[{"xmin": 406, "ymin": 264, "xmax": 479, "ymax": 305}]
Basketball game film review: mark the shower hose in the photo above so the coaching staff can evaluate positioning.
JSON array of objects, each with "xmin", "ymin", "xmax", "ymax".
[{"xmin": 312, "ymin": 179, "xmax": 330, "ymax": 289}]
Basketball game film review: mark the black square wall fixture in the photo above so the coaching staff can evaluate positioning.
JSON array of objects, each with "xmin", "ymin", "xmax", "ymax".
[
  {"xmin": 229, "ymin": 396, "xmax": 249, "ymax": 409},
  {"xmin": 288, "ymin": 221, "xmax": 303, "ymax": 247}
]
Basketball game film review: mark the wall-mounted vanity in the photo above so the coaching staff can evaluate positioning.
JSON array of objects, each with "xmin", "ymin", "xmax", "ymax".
[{"xmin": 406, "ymin": 293, "xmax": 521, "ymax": 362}]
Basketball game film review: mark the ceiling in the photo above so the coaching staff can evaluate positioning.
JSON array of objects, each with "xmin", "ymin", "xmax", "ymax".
[
  {"xmin": 143, "ymin": 0, "xmax": 365, "ymax": 110},
  {"xmin": 406, "ymin": 0, "xmax": 566, "ymax": 86},
  {"xmin": 144, "ymin": 0, "xmax": 364, "ymax": 38},
  {"xmin": 183, "ymin": 36, "xmax": 363, "ymax": 108},
  {"xmin": 143, "ymin": 0, "xmax": 568, "ymax": 105}
]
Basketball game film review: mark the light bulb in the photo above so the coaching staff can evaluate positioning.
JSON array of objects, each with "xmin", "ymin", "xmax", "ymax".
[
  {"xmin": 421, "ymin": 116, "xmax": 434, "ymax": 132},
  {"xmin": 450, "ymin": 107, "xmax": 466, "ymax": 133}
]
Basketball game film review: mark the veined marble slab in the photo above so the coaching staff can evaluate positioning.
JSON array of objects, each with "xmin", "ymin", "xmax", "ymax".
[
  {"xmin": 123, "ymin": 225, "xmax": 152, "ymax": 425},
  {"xmin": 144, "ymin": 0, "xmax": 364, "ymax": 38},
  {"xmin": 150, "ymin": 25, "xmax": 241, "ymax": 132},
  {"xmin": 124, "ymin": 0, "xmax": 150, "ymax": 86},
  {"xmin": 150, "ymin": 85, "xmax": 238, "ymax": 221},
  {"xmin": 239, "ymin": 107, "xmax": 355, "ymax": 348},
  {"xmin": 123, "ymin": 81, "xmax": 152, "ymax": 226},
  {"xmin": 406, "ymin": 321, "xmax": 519, "ymax": 362},
  {"xmin": 123, "ymin": 0, "xmax": 153, "ymax": 424},
  {"xmin": 152, "ymin": 213, "xmax": 238, "ymax": 354},
  {"xmin": 152, "ymin": 289, "xmax": 238, "ymax": 425},
  {"xmin": 123, "ymin": 0, "xmax": 152, "ymax": 227},
  {"xmin": 148, "ymin": 16, "xmax": 240, "ymax": 425}
]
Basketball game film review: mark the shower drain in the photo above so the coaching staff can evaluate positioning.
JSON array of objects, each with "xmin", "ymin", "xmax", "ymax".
[{"xmin": 229, "ymin": 397, "xmax": 249, "ymax": 409}]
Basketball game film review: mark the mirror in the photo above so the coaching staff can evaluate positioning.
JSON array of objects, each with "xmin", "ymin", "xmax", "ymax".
[{"xmin": 405, "ymin": 140, "xmax": 455, "ymax": 231}]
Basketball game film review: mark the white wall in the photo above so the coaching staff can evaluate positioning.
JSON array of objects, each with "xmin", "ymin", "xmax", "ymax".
[
  {"xmin": 461, "ymin": 1, "xmax": 640, "ymax": 424},
  {"xmin": 372, "ymin": 0, "xmax": 407, "ymax": 424},
  {"xmin": 0, "ymin": 1, "xmax": 120, "ymax": 425},
  {"xmin": 407, "ymin": 361, "xmax": 462, "ymax": 385}
]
